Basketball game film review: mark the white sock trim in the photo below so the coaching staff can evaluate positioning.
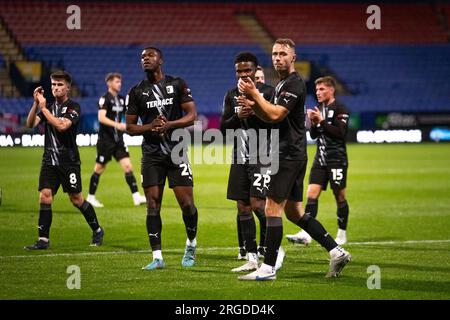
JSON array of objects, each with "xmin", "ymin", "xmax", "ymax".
[
  {"xmin": 186, "ymin": 238, "xmax": 197, "ymax": 247},
  {"xmin": 153, "ymin": 250, "xmax": 163, "ymax": 260},
  {"xmin": 260, "ymin": 263, "xmax": 275, "ymax": 273}
]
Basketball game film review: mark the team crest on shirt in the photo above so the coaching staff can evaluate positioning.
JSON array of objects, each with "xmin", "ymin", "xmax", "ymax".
[
  {"xmin": 166, "ymin": 86, "xmax": 174, "ymax": 94},
  {"xmin": 61, "ymin": 107, "xmax": 67, "ymax": 114},
  {"xmin": 328, "ymin": 110, "xmax": 334, "ymax": 118}
]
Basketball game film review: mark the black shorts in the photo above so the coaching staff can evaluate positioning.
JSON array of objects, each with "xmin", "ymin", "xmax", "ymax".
[
  {"xmin": 141, "ymin": 154, "xmax": 193, "ymax": 189},
  {"xmin": 227, "ymin": 163, "xmax": 271, "ymax": 201},
  {"xmin": 96, "ymin": 139, "xmax": 129, "ymax": 165},
  {"xmin": 266, "ymin": 160, "xmax": 307, "ymax": 202},
  {"xmin": 309, "ymin": 163, "xmax": 348, "ymax": 191},
  {"xmin": 38, "ymin": 163, "xmax": 82, "ymax": 194}
]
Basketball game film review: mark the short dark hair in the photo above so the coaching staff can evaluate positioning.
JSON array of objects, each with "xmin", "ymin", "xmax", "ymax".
[
  {"xmin": 234, "ymin": 52, "xmax": 259, "ymax": 68},
  {"xmin": 274, "ymin": 38, "xmax": 296, "ymax": 51},
  {"xmin": 315, "ymin": 76, "xmax": 336, "ymax": 89},
  {"xmin": 143, "ymin": 46, "xmax": 163, "ymax": 59},
  {"xmin": 50, "ymin": 70, "xmax": 72, "ymax": 85},
  {"xmin": 105, "ymin": 72, "xmax": 122, "ymax": 83},
  {"xmin": 256, "ymin": 65, "xmax": 263, "ymax": 71}
]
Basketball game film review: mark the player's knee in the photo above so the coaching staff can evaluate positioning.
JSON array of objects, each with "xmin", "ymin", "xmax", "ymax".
[
  {"xmin": 94, "ymin": 164, "xmax": 105, "ymax": 175},
  {"xmin": 333, "ymin": 190, "xmax": 346, "ymax": 203},
  {"xmin": 69, "ymin": 193, "xmax": 84, "ymax": 208},
  {"xmin": 39, "ymin": 190, "xmax": 53, "ymax": 204},
  {"xmin": 237, "ymin": 201, "xmax": 251, "ymax": 214},
  {"xmin": 181, "ymin": 204, "xmax": 197, "ymax": 216},
  {"xmin": 147, "ymin": 207, "xmax": 160, "ymax": 217},
  {"xmin": 251, "ymin": 204, "xmax": 265, "ymax": 215},
  {"xmin": 307, "ymin": 190, "xmax": 320, "ymax": 200},
  {"xmin": 146, "ymin": 200, "xmax": 161, "ymax": 210}
]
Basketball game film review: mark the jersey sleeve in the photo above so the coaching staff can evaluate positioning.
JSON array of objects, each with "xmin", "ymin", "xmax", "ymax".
[
  {"xmin": 36, "ymin": 110, "xmax": 45, "ymax": 122},
  {"xmin": 98, "ymin": 95, "xmax": 108, "ymax": 110},
  {"xmin": 335, "ymin": 104, "xmax": 350, "ymax": 125},
  {"xmin": 276, "ymin": 80, "xmax": 305, "ymax": 112},
  {"xmin": 178, "ymin": 78, "xmax": 194, "ymax": 104},
  {"xmin": 125, "ymin": 87, "xmax": 139, "ymax": 115},
  {"xmin": 263, "ymin": 85, "xmax": 275, "ymax": 101},
  {"xmin": 319, "ymin": 104, "xmax": 349, "ymax": 139},
  {"xmin": 64, "ymin": 103, "xmax": 80, "ymax": 125}
]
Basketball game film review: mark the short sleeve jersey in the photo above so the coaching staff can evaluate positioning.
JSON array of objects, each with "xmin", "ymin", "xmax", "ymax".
[
  {"xmin": 271, "ymin": 72, "xmax": 307, "ymax": 161},
  {"xmin": 126, "ymin": 75, "xmax": 194, "ymax": 156},
  {"xmin": 37, "ymin": 99, "xmax": 81, "ymax": 165}
]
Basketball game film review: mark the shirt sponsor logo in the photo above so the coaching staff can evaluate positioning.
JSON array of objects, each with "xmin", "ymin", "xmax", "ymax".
[{"xmin": 146, "ymin": 98, "xmax": 173, "ymax": 109}]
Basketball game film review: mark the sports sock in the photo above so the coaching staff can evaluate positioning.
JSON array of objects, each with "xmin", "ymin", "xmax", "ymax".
[
  {"xmin": 253, "ymin": 208, "xmax": 267, "ymax": 248},
  {"xmin": 305, "ymin": 198, "xmax": 318, "ymax": 218},
  {"xmin": 237, "ymin": 213, "xmax": 244, "ymax": 248},
  {"xmin": 238, "ymin": 212, "xmax": 257, "ymax": 254},
  {"xmin": 147, "ymin": 208, "xmax": 162, "ymax": 251},
  {"xmin": 89, "ymin": 172, "xmax": 100, "ymax": 195},
  {"xmin": 337, "ymin": 200, "xmax": 349, "ymax": 230},
  {"xmin": 78, "ymin": 201, "xmax": 101, "ymax": 232},
  {"xmin": 182, "ymin": 205, "xmax": 198, "ymax": 241},
  {"xmin": 125, "ymin": 171, "xmax": 139, "ymax": 194},
  {"xmin": 263, "ymin": 216, "xmax": 283, "ymax": 267},
  {"xmin": 296, "ymin": 214, "xmax": 337, "ymax": 251},
  {"xmin": 38, "ymin": 203, "xmax": 52, "ymax": 239}
]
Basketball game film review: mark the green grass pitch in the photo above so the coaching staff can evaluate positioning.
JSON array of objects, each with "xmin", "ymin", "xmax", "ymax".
[{"xmin": 0, "ymin": 144, "xmax": 449, "ymax": 299}]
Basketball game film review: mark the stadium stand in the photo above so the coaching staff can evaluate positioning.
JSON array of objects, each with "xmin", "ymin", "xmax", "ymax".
[
  {"xmin": 0, "ymin": 1, "xmax": 449, "ymax": 120},
  {"xmin": 255, "ymin": 3, "xmax": 448, "ymax": 44}
]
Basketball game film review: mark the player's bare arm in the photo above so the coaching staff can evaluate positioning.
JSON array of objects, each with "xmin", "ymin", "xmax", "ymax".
[
  {"xmin": 125, "ymin": 114, "xmax": 166, "ymax": 135},
  {"xmin": 237, "ymin": 78, "xmax": 288, "ymax": 123},
  {"xmin": 36, "ymin": 93, "xmax": 73, "ymax": 132},
  {"xmin": 99, "ymin": 109, "xmax": 126, "ymax": 131},
  {"xmin": 26, "ymin": 86, "xmax": 43, "ymax": 128},
  {"xmin": 157, "ymin": 101, "xmax": 197, "ymax": 133}
]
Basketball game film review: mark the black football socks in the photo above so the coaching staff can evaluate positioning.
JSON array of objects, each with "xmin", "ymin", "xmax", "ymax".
[
  {"xmin": 305, "ymin": 198, "xmax": 318, "ymax": 218},
  {"xmin": 337, "ymin": 200, "xmax": 349, "ymax": 230},
  {"xmin": 89, "ymin": 172, "xmax": 100, "ymax": 195},
  {"xmin": 253, "ymin": 208, "xmax": 267, "ymax": 248},
  {"xmin": 296, "ymin": 214, "xmax": 337, "ymax": 251},
  {"xmin": 79, "ymin": 201, "xmax": 101, "ymax": 232},
  {"xmin": 125, "ymin": 171, "xmax": 139, "ymax": 194},
  {"xmin": 147, "ymin": 208, "xmax": 162, "ymax": 251},
  {"xmin": 182, "ymin": 205, "xmax": 198, "ymax": 241},
  {"xmin": 263, "ymin": 216, "xmax": 283, "ymax": 267},
  {"xmin": 238, "ymin": 211, "xmax": 257, "ymax": 254},
  {"xmin": 38, "ymin": 203, "xmax": 52, "ymax": 240}
]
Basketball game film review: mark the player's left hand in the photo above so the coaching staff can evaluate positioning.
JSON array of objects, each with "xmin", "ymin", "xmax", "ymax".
[
  {"xmin": 236, "ymin": 97, "xmax": 255, "ymax": 118},
  {"xmin": 155, "ymin": 115, "xmax": 173, "ymax": 134},
  {"xmin": 308, "ymin": 107, "xmax": 323, "ymax": 124},
  {"xmin": 238, "ymin": 77, "xmax": 257, "ymax": 97},
  {"xmin": 36, "ymin": 92, "xmax": 46, "ymax": 109}
]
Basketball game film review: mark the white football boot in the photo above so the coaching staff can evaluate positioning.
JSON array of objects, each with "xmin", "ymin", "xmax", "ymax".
[
  {"xmin": 286, "ymin": 230, "xmax": 312, "ymax": 245},
  {"xmin": 86, "ymin": 195, "xmax": 104, "ymax": 208},
  {"xmin": 133, "ymin": 192, "xmax": 147, "ymax": 206},
  {"xmin": 335, "ymin": 229, "xmax": 347, "ymax": 246}
]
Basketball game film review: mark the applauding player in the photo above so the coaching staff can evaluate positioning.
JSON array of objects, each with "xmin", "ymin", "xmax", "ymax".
[{"xmin": 24, "ymin": 71, "xmax": 104, "ymax": 250}]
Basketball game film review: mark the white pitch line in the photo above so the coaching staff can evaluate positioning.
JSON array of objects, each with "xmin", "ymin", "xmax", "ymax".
[{"xmin": 1, "ymin": 239, "xmax": 449, "ymax": 260}]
